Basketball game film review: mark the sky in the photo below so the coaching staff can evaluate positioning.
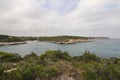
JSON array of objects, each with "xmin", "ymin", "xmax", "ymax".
[{"xmin": 0, "ymin": 0, "xmax": 120, "ymax": 38}]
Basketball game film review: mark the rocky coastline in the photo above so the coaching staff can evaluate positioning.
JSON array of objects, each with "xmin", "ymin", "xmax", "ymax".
[{"xmin": 50, "ymin": 39, "xmax": 93, "ymax": 44}]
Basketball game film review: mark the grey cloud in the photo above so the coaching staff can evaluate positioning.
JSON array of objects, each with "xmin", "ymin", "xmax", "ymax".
[{"xmin": 0, "ymin": 0, "xmax": 120, "ymax": 38}]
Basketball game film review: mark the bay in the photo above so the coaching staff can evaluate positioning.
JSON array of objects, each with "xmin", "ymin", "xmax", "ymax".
[{"xmin": 0, "ymin": 39, "xmax": 120, "ymax": 58}]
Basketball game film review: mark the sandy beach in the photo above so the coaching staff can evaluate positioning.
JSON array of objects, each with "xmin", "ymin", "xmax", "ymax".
[{"xmin": 0, "ymin": 42, "xmax": 27, "ymax": 46}]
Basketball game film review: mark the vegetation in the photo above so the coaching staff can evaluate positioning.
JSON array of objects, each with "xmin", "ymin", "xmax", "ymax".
[
  {"xmin": 38, "ymin": 36, "xmax": 90, "ymax": 42},
  {"xmin": 0, "ymin": 34, "xmax": 37, "ymax": 42},
  {"xmin": 0, "ymin": 34, "xmax": 109, "ymax": 42},
  {"xmin": 38, "ymin": 36, "xmax": 109, "ymax": 42},
  {"xmin": 0, "ymin": 52, "xmax": 22, "ymax": 62},
  {"xmin": 0, "ymin": 50, "xmax": 120, "ymax": 80}
]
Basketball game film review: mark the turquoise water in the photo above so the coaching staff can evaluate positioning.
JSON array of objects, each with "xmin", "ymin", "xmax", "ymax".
[{"xmin": 0, "ymin": 39, "xmax": 120, "ymax": 58}]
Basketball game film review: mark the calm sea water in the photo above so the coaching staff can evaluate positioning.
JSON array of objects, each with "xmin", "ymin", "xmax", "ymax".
[{"xmin": 0, "ymin": 39, "xmax": 120, "ymax": 58}]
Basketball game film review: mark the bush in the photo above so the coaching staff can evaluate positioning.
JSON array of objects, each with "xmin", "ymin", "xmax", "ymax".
[
  {"xmin": 0, "ymin": 52, "xmax": 21, "ymax": 62},
  {"xmin": 73, "ymin": 51, "xmax": 100, "ymax": 62},
  {"xmin": 40, "ymin": 50, "xmax": 71, "ymax": 63}
]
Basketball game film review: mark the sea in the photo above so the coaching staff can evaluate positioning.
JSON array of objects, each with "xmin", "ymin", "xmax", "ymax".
[{"xmin": 0, "ymin": 39, "xmax": 120, "ymax": 58}]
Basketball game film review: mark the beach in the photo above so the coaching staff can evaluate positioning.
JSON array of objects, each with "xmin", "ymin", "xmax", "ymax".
[{"xmin": 0, "ymin": 42, "xmax": 27, "ymax": 46}]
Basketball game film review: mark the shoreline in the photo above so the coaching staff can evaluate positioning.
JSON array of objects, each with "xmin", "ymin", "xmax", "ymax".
[{"xmin": 0, "ymin": 42, "xmax": 27, "ymax": 46}]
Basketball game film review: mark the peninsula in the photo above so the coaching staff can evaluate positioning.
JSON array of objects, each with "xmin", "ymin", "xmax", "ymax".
[{"xmin": 38, "ymin": 36, "xmax": 109, "ymax": 44}]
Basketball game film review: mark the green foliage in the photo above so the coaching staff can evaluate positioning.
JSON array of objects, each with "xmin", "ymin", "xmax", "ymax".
[
  {"xmin": 73, "ymin": 51, "xmax": 100, "ymax": 62},
  {"xmin": 23, "ymin": 52, "xmax": 39, "ymax": 61},
  {"xmin": 80, "ymin": 61, "xmax": 120, "ymax": 80},
  {"xmin": 0, "ymin": 50, "xmax": 120, "ymax": 80},
  {"xmin": 0, "ymin": 35, "xmax": 24, "ymax": 42},
  {"xmin": 0, "ymin": 35, "xmax": 9, "ymax": 41},
  {"xmin": 109, "ymin": 57, "xmax": 119, "ymax": 64},
  {"xmin": 40, "ymin": 50, "xmax": 71, "ymax": 63},
  {"xmin": 0, "ymin": 52, "xmax": 21, "ymax": 62},
  {"xmin": 0, "ymin": 34, "xmax": 37, "ymax": 42},
  {"xmin": 0, "ymin": 71, "xmax": 23, "ymax": 80},
  {"xmin": 34, "ymin": 65, "xmax": 59, "ymax": 79}
]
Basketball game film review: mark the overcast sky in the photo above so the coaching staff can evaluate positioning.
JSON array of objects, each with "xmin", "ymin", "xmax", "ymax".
[{"xmin": 0, "ymin": 0, "xmax": 120, "ymax": 38}]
